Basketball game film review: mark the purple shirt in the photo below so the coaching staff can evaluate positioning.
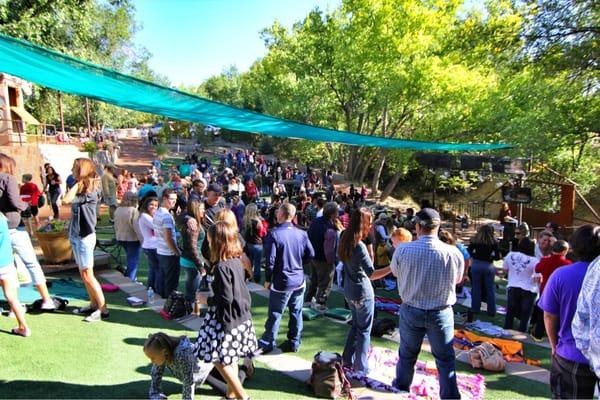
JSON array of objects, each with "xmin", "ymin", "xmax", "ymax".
[{"xmin": 538, "ymin": 261, "xmax": 590, "ymax": 364}]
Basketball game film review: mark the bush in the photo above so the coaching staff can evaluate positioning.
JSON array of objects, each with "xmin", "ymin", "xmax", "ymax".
[
  {"xmin": 83, "ymin": 141, "xmax": 97, "ymax": 155},
  {"xmin": 38, "ymin": 219, "xmax": 67, "ymax": 233},
  {"xmin": 154, "ymin": 144, "xmax": 168, "ymax": 159}
]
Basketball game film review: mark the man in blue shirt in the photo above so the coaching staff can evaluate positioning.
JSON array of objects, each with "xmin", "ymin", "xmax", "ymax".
[{"xmin": 258, "ymin": 203, "xmax": 314, "ymax": 353}]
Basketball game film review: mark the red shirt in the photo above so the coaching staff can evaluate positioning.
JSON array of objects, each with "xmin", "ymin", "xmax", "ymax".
[
  {"xmin": 19, "ymin": 182, "xmax": 42, "ymax": 207},
  {"xmin": 535, "ymin": 254, "xmax": 572, "ymax": 294}
]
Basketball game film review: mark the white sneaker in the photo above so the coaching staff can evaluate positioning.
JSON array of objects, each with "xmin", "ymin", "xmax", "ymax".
[
  {"xmin": 84, "ymin": 310, "xmax": 102, "ymax": 322},
  {"xmin": 40, "ymin": 300, "xmax": 56, "ymax": 311}
]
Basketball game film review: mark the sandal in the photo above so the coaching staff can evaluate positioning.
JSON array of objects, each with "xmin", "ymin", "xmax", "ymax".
[
  {"xmin": 11, "ymin": 327, "xmax": 31, "ymax": 337},
  {"xmin": 242, "ymin": 358, "xmax": 255, "ymax": 379}
]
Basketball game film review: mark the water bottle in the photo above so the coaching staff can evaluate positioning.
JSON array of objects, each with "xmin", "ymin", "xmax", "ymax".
[{"xmin": 147, "ymin": 287, "xmax": 155, "ymax": 305}]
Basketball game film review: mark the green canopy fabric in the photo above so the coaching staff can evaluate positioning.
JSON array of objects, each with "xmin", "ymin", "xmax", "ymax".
[{"xmin": 0, "ymin": 33, "xmax": 511, "ymax": 151}]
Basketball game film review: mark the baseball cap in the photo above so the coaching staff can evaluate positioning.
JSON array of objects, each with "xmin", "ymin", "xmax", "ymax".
[
  {"xmin": 206, "ymin": 183, "xmax": 222, "ymax": 194},
  {"xmin": 415, "ymin": 208, "xmax": 441, "ymax": 227}
]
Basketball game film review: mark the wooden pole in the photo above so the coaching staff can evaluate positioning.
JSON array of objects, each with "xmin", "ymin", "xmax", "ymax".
[
  {"xmin": 85, "ymin": 98, "xmax": 92, "ymax": 135},
  {"xmin": 541, "ymin": 163, "xmax": 600, "ymax": 223},
  {"xmin": 57, "ymin": 91, "xmax": 65, "ymax": 134}
]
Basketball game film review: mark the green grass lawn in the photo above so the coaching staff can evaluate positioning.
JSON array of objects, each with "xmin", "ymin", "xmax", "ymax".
[{"xmin": 0, "ymin": 215, "xmax": 551, "ymax": 399}]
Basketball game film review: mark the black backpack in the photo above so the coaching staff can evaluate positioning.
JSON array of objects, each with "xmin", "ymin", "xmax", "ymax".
[
  {"xmin": 161, "ymin": 291, "xmax": 192, "ymax": 320},
  {"xmin": 371, "ymin": 318, "xmax": 396, "ymax": 337}
]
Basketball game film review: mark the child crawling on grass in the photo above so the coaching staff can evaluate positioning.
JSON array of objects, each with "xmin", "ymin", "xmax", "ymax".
[{"xmin": 143, "ymin": 332, "xmax": 254, "ymax": 400}]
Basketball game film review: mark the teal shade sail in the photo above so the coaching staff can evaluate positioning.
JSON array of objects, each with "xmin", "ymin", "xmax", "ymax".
[{"xmin": 0, "ymin": 33, "xmax": 511, "ymax": 151}]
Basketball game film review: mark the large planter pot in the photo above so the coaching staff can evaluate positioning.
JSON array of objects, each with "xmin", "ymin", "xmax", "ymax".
[{"xmin": 35, "ymin": 230, "xmax": 73, "ymax": 263}]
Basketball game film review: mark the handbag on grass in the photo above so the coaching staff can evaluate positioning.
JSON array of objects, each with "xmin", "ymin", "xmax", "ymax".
[{"xmin": 308, "ymin": 351, "xmax": 353, "ymax": 399}]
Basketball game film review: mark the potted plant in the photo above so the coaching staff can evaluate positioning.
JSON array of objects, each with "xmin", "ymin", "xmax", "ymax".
[
  {"xmin": 35, "ymin": 219, "xmax": 73, "ymax": 263},
  {"xmin": 83, "ymin": 141, "xmax": 98, "ymax": 158}
]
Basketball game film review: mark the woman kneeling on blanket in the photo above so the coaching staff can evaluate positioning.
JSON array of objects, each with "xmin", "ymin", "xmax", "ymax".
[{"xmin": 144, "ymin": 332, "xmax": 254, "ymax": 400}]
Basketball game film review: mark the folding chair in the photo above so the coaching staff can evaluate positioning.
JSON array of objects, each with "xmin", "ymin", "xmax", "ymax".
[{"xmin": 95, "ymin": 225, "xmax": 124, "ymax": 271}]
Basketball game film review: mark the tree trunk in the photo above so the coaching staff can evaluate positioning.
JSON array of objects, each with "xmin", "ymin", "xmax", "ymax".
[
  {"xmin": 371, "ymin": 154, "xmax": 386, "ymax": 194},
  {"xmin": 57, "ymin": 92, "xmax": 65, "ymax": 134},
  {"xmin": 358, "ymin": 150, "xmax": 378, "ymax": 183},
  {"xmin": 379, "ymin": 170, "xmax": 404, "ymax": 202},
  {"xmin": 85, "ymin": 98, "xmax": 92, "ymax": 134}
]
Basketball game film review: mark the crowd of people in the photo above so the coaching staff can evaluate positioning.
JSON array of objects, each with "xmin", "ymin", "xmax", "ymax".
[{"xmin": 1, "ymin": 145, "xmax": 599, "ymax": 399}]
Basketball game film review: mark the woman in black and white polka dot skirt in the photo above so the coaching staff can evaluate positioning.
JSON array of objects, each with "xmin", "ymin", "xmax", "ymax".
[{"xmin": 196, "ymin": 220, "xmax": 257, "ymax": 400}]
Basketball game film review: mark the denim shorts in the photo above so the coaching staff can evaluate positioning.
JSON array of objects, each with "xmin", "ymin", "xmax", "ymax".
[{"xmin": 70, "ymin": 233, "xmax": 96, "ymax": 270}]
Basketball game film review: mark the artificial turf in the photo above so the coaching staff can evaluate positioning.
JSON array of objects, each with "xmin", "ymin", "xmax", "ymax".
[{"xmin": 0, "ymin": 215, "xmax": 552, "ymax": 399}]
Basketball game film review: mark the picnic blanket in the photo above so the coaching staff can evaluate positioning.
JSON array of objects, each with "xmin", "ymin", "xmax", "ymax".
[
  {"xmin": 0, "ymin": 277, "xmax": 88, "ymax": 303},
  {"xmin": 375, "ymin": 296, "xmax": 402, "ymax": 316},
  {"xmin": 454, "ymin": 329, "xmax": 541, "ymax": 366},
  {"xmin": 344, "ymin": 346, "xmax": 485, "ymax": 399}
]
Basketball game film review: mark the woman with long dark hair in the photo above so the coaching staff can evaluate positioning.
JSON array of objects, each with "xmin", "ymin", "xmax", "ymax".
[
  {"xmin": 468, "ymin": 224, "xmax": 501, "ymax": 317},
  {"xmin": 242, "ymin": 203, "xmax": 267, "ymax": 283},
  {"xmin": 177, "ymin": 200, "xmax": 206, "ymax": 304},
  {"xmin": 63, "ymin": 158, "xmax": 108, "ymax": 322},
  {"xmin": 139, "ymin": 196, "xmax": 161, "ymax": 293},
  {"xmin": 338, "ymin": 207, "xmax": 392, "ymax": 374},
  {"xmin": 45, "ymin": 165, "xmax": 61, "ymax": 219}
]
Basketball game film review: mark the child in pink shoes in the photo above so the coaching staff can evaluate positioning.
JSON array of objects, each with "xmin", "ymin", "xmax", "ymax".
[{"xmin": 0, "ymin": 212, "xmax": 30, "ymax": 337}]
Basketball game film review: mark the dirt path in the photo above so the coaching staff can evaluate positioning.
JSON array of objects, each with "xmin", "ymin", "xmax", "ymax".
[
  {"xmin": 115, "ymin": 137, "xmax": 155, "ymax": 174},
  {"xmin": 38, "ymin": 138, "xmax": 154, "ymax": 221}
]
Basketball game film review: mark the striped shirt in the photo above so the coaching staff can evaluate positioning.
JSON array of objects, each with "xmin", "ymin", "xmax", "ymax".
[{"xmin": 390, "ymin": 234, "xmax": 464, "ymax": 310}]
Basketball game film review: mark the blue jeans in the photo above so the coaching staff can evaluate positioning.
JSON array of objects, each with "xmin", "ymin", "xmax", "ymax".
[
  {"xmin": 119, "ymin": 240, "xmax": 141, "ymax": 281},
  {"xmin": 144, "ymin": 248, "xmax": 161, "ymax": 294},
  {"xmin": 261, "ymin": 285, "xmax": 305, "ymax": 350},
  {"xmin": 246, "ymin": 244, "xmax": 263, "ymax": 282},
  {"xmin": 9, "ymin": 228, "xmax": 46, "ymax": 284},
  {"xmin": 157, "ymin": 254, "xmax": 180, "ymax": 298},
  {"xmin": 183, "ymin": 267, "xmax": 201, "ymax": 304},
  {"xmin": 49, "ymin": 191, "xmax": 60, "ymax": 218},
  {"xmin": 470, "ymin": 259, "xmax": 496, "ymax": 316},
  {"xmin": 395, "ymin": 304, "xmax": 460, "ymax": 399},
  {"xmin": 343, "ymin": 296, "xmax": 374, "ymax": 374}
]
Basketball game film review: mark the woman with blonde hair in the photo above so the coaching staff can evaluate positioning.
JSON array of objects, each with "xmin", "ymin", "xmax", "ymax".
[
  {"xmin": 242, "ymin": 203, "xmax": 267, "ymax": 282},
  {"xmin": 195, "ymin": 221, "xmax": 257, "ymax": 400},
  {"xmin": 63, "ymin": 158, "xmax": 108, "ymax": 322},
  {"xmin": 114, "ymin": 192, "xmax": 142, "ymax": 281}
]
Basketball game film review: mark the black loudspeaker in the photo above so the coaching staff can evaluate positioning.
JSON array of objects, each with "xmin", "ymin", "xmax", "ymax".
[
  {"xmin": 415, "ymin": 153, "xmax": 453, "ymax": 169},
  {"xmin": 501, "ymin": 187, "xmax": 532, "ymax": 203},
  {"xmin": 459, "ymin": 155, "xmax": 485, "ymax": 171},
  {"xmin": 491, "ymin": 157, "xmax": 511, "ymax": 173}
]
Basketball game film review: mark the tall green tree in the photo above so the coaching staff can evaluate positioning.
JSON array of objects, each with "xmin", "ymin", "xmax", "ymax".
[{"xmin": 0, "ymin": 0, "xmax": 160, "ymax": 129}]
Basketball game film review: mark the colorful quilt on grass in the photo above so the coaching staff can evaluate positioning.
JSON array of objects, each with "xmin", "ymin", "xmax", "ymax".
[{"xmin": 344, "ymin": 346, "xmax": 485, "ymax": 399}]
